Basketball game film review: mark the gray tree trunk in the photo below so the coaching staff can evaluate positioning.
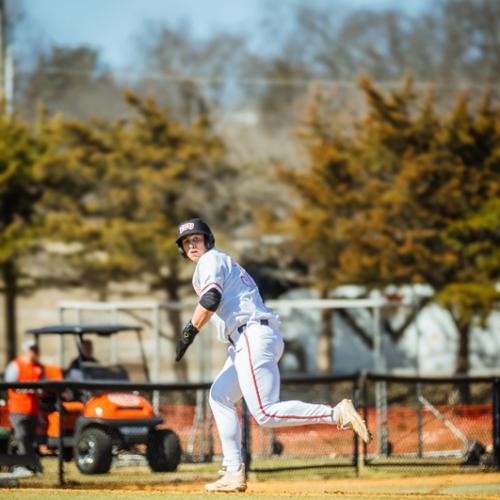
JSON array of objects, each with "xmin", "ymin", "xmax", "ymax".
[{"xmin": 2, "ymin": 259, "xmax": 17, "ymax": 362}]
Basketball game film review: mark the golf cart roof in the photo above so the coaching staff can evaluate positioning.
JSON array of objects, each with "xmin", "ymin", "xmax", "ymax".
[{"xmin": 26, "ymin": 324, "xmax": 142, "ymax": 336}]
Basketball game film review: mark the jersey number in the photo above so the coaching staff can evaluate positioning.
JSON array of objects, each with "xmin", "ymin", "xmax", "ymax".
[{"xmin": 236, "ymin": 264, "xmax": 256, "ymax": 288}]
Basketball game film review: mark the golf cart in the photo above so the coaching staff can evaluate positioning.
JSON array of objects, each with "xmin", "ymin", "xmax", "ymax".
[{"xmin": 26, "ymin": 324, "xmax": 181, "ymax": 474}]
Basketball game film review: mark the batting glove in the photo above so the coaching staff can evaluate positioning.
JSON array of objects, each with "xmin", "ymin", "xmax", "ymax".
[{"xmin": 175, "ymin": 320, "xmax": 199, "ymax": 362}]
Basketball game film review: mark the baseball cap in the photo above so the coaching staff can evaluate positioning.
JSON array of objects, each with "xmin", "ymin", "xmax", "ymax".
[{"xmin": 22, "ymin": 339, "xmax": 38, "ymax": 351}]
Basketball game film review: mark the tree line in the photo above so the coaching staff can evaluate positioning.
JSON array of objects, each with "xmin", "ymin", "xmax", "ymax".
[{"xmin": 1, "ymin": 75, "xmax": 498, "ymax": 378}]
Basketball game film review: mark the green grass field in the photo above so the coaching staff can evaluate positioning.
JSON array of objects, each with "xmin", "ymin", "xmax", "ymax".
[{"xmin": 2, "ymin": 457, "xmax": 500, "ymax": 500}]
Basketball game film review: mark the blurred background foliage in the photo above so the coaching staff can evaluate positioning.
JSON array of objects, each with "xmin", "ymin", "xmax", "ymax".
[{"xmin": 0, "ymin": 0, "xmax": 499, "ymax": 374}]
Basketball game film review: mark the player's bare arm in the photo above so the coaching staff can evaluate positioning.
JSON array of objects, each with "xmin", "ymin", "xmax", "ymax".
[{"xmin": 191, "ymin": 302, "xmax": 214, "ymax": 330}]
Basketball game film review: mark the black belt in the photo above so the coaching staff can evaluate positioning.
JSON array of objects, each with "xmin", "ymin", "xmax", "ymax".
[
  {"xmin": 229, "ymin": 319, "xmax": 269, "ymax": 346},
  {"xmin": 237, "ymin": 319, "xmax": 269, "ymax": 334}
]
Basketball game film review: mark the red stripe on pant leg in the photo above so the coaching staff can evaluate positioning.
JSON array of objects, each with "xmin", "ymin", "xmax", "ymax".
[{"xmin": 243, "ymin": 331, "xmax": 331, "ymax": 420}]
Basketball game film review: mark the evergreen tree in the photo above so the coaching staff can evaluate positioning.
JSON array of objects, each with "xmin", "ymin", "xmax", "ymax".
[
  {"xmin": 0, "ymin": 112, "xmax": 46, "ymax": 360},
  {"xmin": 274, "ymin": 88, "xmax": 361, "ymax": 371},
  {"xmin": 41, "ymin": 91, "xmax": 237, "ymax": 380},
  {"xmin": 278, "ymin": 76, "xmax": 500, "ymax": 375}
]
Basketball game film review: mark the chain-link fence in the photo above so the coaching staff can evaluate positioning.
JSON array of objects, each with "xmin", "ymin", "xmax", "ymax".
[
  {"xmin": 0, "ymin": 374, "xmax": 499, "ymax": 485},
  {"xmin": 244, "ymin": 374, "xmax": 499, "ymax": 475},
  {"xmin": 363, "ymin": 374, "xmax": 497, "ymax": 470}
]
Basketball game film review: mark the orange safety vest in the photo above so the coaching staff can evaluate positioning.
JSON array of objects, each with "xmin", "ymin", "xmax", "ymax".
[{"xmin": 7, "ymin": 357, "xmax": 44, "ymax": 415}]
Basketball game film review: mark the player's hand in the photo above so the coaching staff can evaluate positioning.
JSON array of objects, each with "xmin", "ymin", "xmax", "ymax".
[{"xmin": 175, "ymin": 321, "xmax": 199, "ymax": 362}]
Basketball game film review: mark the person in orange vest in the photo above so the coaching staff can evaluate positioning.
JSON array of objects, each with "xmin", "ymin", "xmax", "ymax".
[{"xmin": 4, "ymin": 338, "xmax": 44, "ymax": 476}]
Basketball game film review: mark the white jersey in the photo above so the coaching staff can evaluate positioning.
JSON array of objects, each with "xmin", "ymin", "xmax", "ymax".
[{"xmin": 192, "ymin": 248, "xmax": 278, "ymax": 343}]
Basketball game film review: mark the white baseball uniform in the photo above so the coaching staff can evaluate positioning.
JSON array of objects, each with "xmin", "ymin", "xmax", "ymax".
[{"xmin": 193, "ymin": 247, "xmax": 335, "ymax": 469}]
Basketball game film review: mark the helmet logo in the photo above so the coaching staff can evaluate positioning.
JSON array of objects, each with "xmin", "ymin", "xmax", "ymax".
[{"xmin": 179, "ymin": 222, "xmax": 195, "ymax": 234}]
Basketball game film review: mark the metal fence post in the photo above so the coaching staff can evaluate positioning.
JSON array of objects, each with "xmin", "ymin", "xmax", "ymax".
[
  {"xmin": 416, "ymin": 383, "xmax": 423, "ymax": 458},
  {"xmin": 56, "ymin": 389, "xmax": 65, "ymax": 486},
  {"xmin": 207, "ymin": 396, "xmax": 214, "ymax": 462},
  {"xmin": 362, "ymin": 372, "xmax": 370, "ymax": 470},
  {"xmin": 241, "ymin": 400, "xmax": 251, "ymax": 476},
  {"xmin": 356, "ymin": 372, "xmax": 368, "ymax": 475},
  {"xmin": 375, "ymin": 379, "xmax": 388, "ymax": 456},
  {"xmin": 353, "ymin": 374, "xmax": 360, "ymax": 475},
  {"xmin": 493, "ymin": 378, "xmax": 500, "ymax": 470}
]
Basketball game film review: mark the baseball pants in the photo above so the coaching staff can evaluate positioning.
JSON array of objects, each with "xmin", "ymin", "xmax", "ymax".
[{"xmin": 209, "ymin": 322, "xmax": 334, "ymax": 469}]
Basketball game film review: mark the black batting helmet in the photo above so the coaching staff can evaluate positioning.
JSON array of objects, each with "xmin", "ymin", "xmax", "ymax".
[{"xmin": 176, "ymin": 218, "xmax": 215, "ymax": 258}]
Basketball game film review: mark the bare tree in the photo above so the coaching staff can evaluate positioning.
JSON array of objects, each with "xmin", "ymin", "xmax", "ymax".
[
  {"xmin": 18, "ymin": 45, "xmax": 125, "ymax": 121},
  {"xmin": 133, "ymin": 21, "xmax": 248, "ymax": 121}
]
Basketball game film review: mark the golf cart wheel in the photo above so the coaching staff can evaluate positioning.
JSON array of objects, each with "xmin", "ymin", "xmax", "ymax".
[
  {"xmin": 146, "ymin": 428, "xmax": 181, "ymax": 472},
  {"xmin": 74, "ymin": 427, "xmax": 112, "ymax": 474}
]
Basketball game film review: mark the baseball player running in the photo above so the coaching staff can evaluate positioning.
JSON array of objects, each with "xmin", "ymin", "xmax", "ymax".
[{"xmin": 175, "ymin": 218, "xmax": 371, "ymax": 493}]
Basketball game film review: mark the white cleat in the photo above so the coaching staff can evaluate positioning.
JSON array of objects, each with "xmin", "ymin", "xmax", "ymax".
[
  {"xmin": 205, "ymin": 463, "xmax": 247, "ymax": 493},
  {"xmin": 334, "ymin": 398, "xmax": 372, "ymax": 443}
]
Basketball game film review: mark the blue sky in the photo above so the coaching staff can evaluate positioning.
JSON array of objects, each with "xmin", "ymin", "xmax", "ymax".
[{"xmin": 19, "ymin": 0, "xmax": 431, "ymax": 68}]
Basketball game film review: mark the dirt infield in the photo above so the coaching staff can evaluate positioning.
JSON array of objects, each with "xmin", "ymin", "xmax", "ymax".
[{"xmin": 4, "ymin": 473, "xmax": 500, "ymax": 500}]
